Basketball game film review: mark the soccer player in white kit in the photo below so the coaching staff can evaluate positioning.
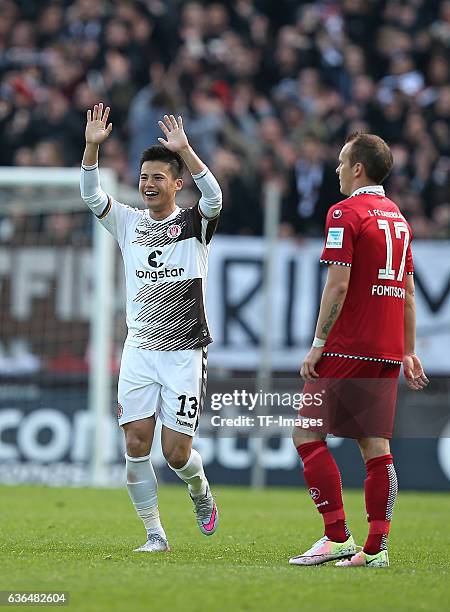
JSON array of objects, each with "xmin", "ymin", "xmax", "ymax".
[{"xmin": 80, "ymin": 104, "xmax": 222, "ymax": 552}]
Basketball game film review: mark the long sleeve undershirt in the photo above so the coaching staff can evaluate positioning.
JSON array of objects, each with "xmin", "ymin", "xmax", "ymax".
[{"xmin": 191, "ymin": 166, "xmax": 222, "ymax": 218}]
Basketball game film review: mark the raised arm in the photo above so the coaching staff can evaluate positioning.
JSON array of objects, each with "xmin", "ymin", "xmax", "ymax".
[
  {"xmin": 158, "ymin": 114, "xmax": 222, "ymax": 219},
  {"xmin": 80, "ymin": 103, "xmax": 113, "ymax": 217},
  {"xmin": 300, "ymin": 265, "xmax": 351, "ymax": 380},
  {"xmin": 403, "ymin": 274, "xmax": 429, "ymax": 390}
]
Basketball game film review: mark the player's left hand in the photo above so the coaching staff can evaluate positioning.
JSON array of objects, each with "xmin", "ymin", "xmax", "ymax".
[
  {"xmin": 158, "ymin": 115, "xmax": 189, "ymax": 153},
  {"xmin": 403, "ymin": 353, "xmax": 429, "ymax": 391},
  {"xmin": 300, "ymin": 347, "xmax": 324, "ymax": 381}
]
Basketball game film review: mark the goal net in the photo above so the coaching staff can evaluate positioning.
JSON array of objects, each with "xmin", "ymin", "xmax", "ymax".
[{"xmin": 0, "ymin": 167, "xmax": 119, "ymax": 486}]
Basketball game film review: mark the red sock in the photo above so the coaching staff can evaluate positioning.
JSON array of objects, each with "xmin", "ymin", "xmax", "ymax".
[
  {"xmin": 297, "ymin": 441, "xmax": 349, "ymax": 543},
  {"xmin": 363, "ymin": 453, "xmax": 398, "ymax": 554}
]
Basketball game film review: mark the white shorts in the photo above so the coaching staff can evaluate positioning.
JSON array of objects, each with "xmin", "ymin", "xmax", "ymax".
[{"xmin": 117, "ymin": 344, "xmax": 208, "ymax": 436}]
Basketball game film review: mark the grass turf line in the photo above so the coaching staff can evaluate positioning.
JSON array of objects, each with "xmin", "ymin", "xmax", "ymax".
[{"xmin": 0, "ymin": 485, "xmax": 449, "ymax": 612}]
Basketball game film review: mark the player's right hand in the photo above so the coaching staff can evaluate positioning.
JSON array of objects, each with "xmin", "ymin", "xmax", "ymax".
[
  {"xmin": 403, "ymin": 353, "xmax": 429, "ymax": 391},
  {"xmin": 85, "ymin": 103, "xmax": 113, "ymax": 145},
  {"xmin": 300, "ymin": 347, "xmax": 323, "ymax": 381}
]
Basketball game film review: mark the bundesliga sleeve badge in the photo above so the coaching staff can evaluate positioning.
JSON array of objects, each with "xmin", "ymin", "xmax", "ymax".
[{"xmin": 326, "ymin": 227, "xmax": 344, "ymax": 248}]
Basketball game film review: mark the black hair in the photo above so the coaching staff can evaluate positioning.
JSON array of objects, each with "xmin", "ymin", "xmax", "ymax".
[{"xmin": 139, "ymin": 145, "xmax": 184, "ymax": 179}]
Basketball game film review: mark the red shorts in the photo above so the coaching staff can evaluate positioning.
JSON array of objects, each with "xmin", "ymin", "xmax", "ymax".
[{"xmin": 299, "ymin": 356, "xmax": 400, "ymax": 439}]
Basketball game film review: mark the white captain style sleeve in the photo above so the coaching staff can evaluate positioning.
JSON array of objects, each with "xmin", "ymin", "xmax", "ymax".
[
  {"xmin": 192, "ymin": 166, "xmax": 222, "ymax": 219},
  {"xmin": 80, "ymin": 163, "xmax": 135, "ymax": 247},
  {"xmin": 80, "ymin": 163, "xmax": 109, "ymax": 216}
]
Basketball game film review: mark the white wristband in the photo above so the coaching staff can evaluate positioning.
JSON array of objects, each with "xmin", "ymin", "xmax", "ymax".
[{"xmin": 312, "ymin": 336, "xmax": 326, "ymax": 348}]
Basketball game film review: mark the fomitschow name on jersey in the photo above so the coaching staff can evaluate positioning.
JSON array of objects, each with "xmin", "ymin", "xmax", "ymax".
[{"xmin": 371, "ymin": 285, "xmax": 406, "ymax": 299}]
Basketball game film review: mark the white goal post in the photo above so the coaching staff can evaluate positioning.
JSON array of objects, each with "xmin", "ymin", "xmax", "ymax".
[{"xmin": 0, "ymin": 167, "xmax": 117, "ymax": 486}]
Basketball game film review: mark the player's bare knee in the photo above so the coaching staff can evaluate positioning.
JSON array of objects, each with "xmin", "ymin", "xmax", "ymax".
[
  {"xmin": 123, "ymin": 418, "xmax": 155, "ymax": 457},
  {"xmin": 126, "ymin": 437, "xmax": 149, "ymax": 457},
  {"xmin": 357, "ymin": 437, "xmax": 390, "ymax": 462},
  {"xmin": 124, "ymin": 428, "xmax": 151, "ymax": 457},
  {"xmin": 164, "ymin": 447, "xmax": 190, "ymax": 470},
  {"xmin": 292, "ymin": 427, "xmax": 323, "ymax": 448},
  {"xmin": 292, "ymin": 429, "xmax": 307, "ymax": 447}
]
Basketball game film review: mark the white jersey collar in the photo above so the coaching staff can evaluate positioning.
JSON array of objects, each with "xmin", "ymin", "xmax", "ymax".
[
  {"xmin": 147, "ymin": 206, "xmax": 180, "ymax": 223},
  {"xmin": 350, "ymin": 185, "xmax": 385, "ymax": 197}
]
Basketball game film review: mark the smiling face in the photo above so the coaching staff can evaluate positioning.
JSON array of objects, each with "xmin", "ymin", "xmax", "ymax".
[{"xmin": 139, "ymin": 160, "xmax": 183, "ymax": 218}]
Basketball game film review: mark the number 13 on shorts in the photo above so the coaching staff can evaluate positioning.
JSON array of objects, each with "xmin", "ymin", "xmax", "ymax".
[{"xmin": 177, "ymin": 395, "xmax": 199, "ymax": 419}]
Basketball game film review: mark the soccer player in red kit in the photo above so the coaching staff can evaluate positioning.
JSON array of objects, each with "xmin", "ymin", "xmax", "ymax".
[{"xmin": 289, "ymin": 133, "xmax": 429, "ymax": 568}]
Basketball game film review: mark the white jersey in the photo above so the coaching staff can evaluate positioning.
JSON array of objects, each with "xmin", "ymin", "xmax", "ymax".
[
  {"xmin": 98, "ymin": 197, "xmax": 219, "ymax": 351},
  {"xmin": 80, "ymin": 163, "xmax": 221, "ymax": 352}
]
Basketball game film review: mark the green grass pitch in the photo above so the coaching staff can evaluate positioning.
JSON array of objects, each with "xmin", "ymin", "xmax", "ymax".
[{"xmin": 1, "ymin": 485, "xmax": 449, "ymax": 612}]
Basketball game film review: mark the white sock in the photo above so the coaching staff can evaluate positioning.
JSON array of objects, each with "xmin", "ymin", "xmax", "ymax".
[
  {"xmin": 126, "ymin": 454, "xmax": 166, "ymax": 538},
  {"xmin": 169, "ymin": 448, "xmax": 208, "ymax": 497}
]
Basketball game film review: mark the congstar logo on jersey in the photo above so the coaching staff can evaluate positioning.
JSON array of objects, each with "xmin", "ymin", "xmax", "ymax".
[
  {"xmin": 135, "ymin": 249, "xmax": 185, "ymax": 282},
  {"xmin": 148, "ymin": 250, "xmax": 163, "ymax": 268}
]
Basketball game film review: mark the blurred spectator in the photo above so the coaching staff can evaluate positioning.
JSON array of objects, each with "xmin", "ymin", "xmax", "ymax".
[
  {"xmin": 211, "ymin": 147, "xmax": 262, "ymax": 235},
  {"xmin": 43, "ymin": 211, "xmax": 89, "ymax": 246},
  {"xmin": 127, "ymin": 63, "xmax": 180, "ymax": 180},
  {"xmin": 282, "ymin": 135, "xmax": 342, "ymax": 237},
  {"xmin": 0, "ymin": 0, "xmax": 448, "ymax": 239}
]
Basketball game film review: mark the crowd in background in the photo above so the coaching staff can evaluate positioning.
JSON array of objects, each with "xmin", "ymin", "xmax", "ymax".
[{"xmin": 0, "ymin": 0, "xmax": 449, "ymax": 239}]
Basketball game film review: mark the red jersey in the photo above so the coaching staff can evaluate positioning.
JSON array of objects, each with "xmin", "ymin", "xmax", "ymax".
[{"xmin": 320, "ymin": 188, "xmax": 413, "ymax": 363}]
